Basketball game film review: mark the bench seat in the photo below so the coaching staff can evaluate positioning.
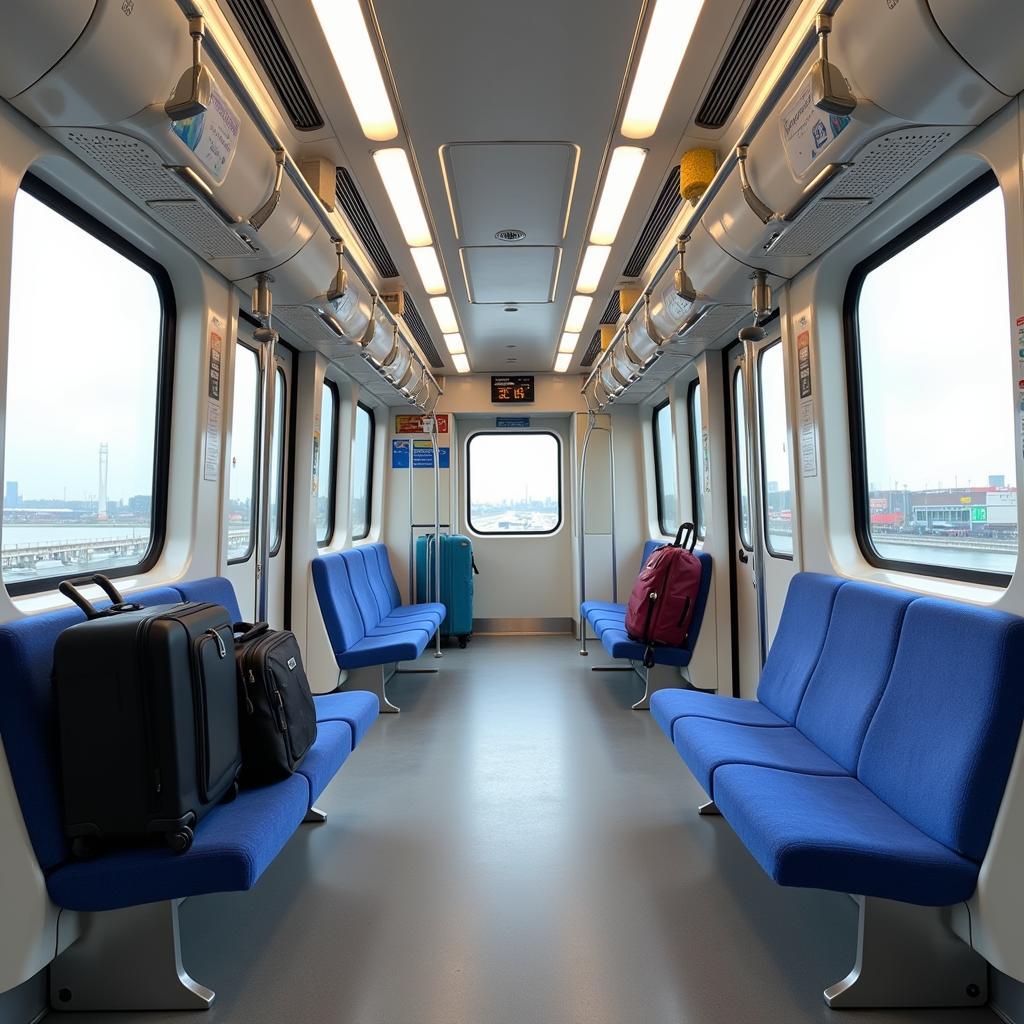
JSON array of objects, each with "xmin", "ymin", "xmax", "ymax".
[
  {"xmin": 651, "ymin": 689, "xmax": 787, "ymax": 736},
  {"xmin": 314, "ymin": 690, "xmax": 380, "ymax": 747}
]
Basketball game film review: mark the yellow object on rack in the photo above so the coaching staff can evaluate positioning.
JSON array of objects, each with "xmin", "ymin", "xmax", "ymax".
[
  {"xmin": 619, "ymin": 288, "xmax": 642, "ymax": 316},
  {"xmin": 679, "ymin": 148, "xmax": 718, "ymax": 203},
  {"xmin": 600, "ymin": 324, "xmax": 617, "ymax": 351}
]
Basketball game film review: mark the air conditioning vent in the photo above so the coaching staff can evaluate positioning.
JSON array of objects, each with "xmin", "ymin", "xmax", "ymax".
[
  {"xmin": 402, "ymin": 292, "xmax": 445, "ymax": 369},
  {"xmin": 695, "ymin": 0, "xmax": 792, "ymax": 129},
  {"xmin": 336, "ymin": 168, "xmax": 400, "ymax": 279},
  {"xmin": 623, "ymin": 167, "xmax": 681, "ymax": 279},
  {"xmin": 580, "ymin": 331, "xmax": 602, "ymax": 367},
  {"xmin": 600, "ymin": 292, "xmax": 622, "ymax": 325},
  {"xmin": 224, "ymin": 0, "xmax": 324, "ymax": 131}
]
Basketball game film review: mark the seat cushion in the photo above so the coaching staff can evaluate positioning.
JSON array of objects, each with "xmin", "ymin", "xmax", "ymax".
[
  {"xmin": 372, "ymin": 609, "xmax": 443, "ymax": 635},
  {"xmin": 338, "ymin": 630, "xmax": 431, "ymax": 669},
  {"xmin": 582, "ymin": 600, "xmax": 625, "ymax": 619},
  {"xmin": 296, "ymin": 721, "xmax": 353, "ymax": 805},
  {"xmin": 599, "ymin": 628, "xmax": 693, "ymax": 667},
  {"xmin": 673, "ymin": 718, "xmax": 846, "ymax": 795},
  {"xmin": 387, "ymin": 602, "xmax": 446, "ymax": 620},
  {"xmin": 650, "ymin": 689, "xmax": 787, "ymax": 741},
  {"xmin": 314, "ymin": 691, "xmax": 380, "ymax": 745},
  {"xmin": 46, "ymin": 774, "xmax": 310, "ymax": 911},
  {"xmin": 174, "ymin": 577, "xmax": 242, "ymax": 623},
  {"xmin": 713, "ymin": 765, "xmax": 979, "ymax": 906},
  {"xmin": 858, "ymin": 599, "xmax": 1024, "ymax": 862},
  {"xmin": 757, "ymin": 573, "xmax": 844, "ymax": 723}
]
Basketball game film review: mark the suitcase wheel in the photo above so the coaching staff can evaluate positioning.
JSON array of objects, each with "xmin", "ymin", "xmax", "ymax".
[
  {"xmin": 166, "ymin": 825, "xmax": 195, "ymax": 854},
  {"xmin": 71, "ymin": 835, "xmax": 101, "ymax": 860},
  {"xmin": 458, "ymin": 636, "xmax": 468, "ymax": 649}
]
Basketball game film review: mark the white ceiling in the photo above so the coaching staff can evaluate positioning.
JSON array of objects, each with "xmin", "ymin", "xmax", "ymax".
[{"xmin": 259, "ymin": 0, "xmax": 779, "ymax": 374}]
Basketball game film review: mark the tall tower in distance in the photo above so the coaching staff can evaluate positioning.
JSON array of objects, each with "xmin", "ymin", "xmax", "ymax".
[{"xmin": 97, "ymin": 442, "xmax": 109, "ymax": 521}]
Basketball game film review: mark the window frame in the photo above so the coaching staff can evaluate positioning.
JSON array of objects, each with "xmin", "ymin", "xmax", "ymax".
[
  {"xmin": 351, "ymin": 402, "xmax": 375, "ymax": 542},
  {"xmin": 269, "ymin": 365, "xmax": 288, "ymax": 558},
  {"xmin": 465, "ymin": 430, "xmax": 563, "ymax": 537},
  {"xmin": 651, "ymin": 398, "xmax": 678, "ymax": 537},
  {"xmin": 5, "ymin": 174, "xmax": 176, "ymax": 597},
  {"xmin": 757, "ymin": 341, "xmax": 794, "ymax": 561},
  {"xmin": 226, "ymin": 341, "xmax": 262, "ymax": 566},
  {"xmin": 844, "ymin": 170, "xmax": 1011, "ymax": 587},
  {"xmin": 316, "ymin": 378, "xmax": 339, "ymax": 548},
  {"xmin": 733, "ymin": 365, "xmax": 753, "ymax": 551},
  {"xmin": 687, "ymin": 379, "xmax": 705, "ymax": 540}
]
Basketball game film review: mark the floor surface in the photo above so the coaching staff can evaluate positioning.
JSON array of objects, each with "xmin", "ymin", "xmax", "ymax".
[{"xmin": 60, "ymin": 636, "xmax": 999, "ymax": 1024}]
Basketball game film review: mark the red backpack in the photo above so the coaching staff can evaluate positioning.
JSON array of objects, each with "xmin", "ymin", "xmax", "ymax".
[{"xmin": 625, "ymin": 524, "xmax": 703, "ymax": 667}]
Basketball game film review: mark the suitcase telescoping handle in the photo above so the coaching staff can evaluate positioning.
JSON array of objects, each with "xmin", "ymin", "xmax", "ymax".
[
  {"xmin": 672, "ymin": 523, "xmax": 697, "ymax": 552},
  {"xmin": 234, "ymin": 621, "xmax": 271, "ymax": 644},
  {"xmin": 58, "ymin": 574, "xmax": 142, "ymax": 619}
]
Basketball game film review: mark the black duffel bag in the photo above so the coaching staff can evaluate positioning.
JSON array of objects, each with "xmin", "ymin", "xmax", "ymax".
[{"xmin": 233, "ymin": 622, "xmax": 317, "ymax": 784}]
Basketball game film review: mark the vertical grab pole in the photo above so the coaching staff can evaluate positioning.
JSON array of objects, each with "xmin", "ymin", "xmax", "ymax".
[
  {"xmin": 252, "ymin": 274, "xmax": 277, "ymax": 625},
  {"xmin": 407, "ymin": 434, "xmax": 415, "ymax": 604},
  {"xmin": 430, "ymin": 413, "xmax": 442, "ymax": 658},
  {"xmin": 578, "ymin": 407, "xmax": 597, "ymax": 655},
  {"xmin": 742, "ymin": 335, "xmax": 769, "ymax": 667},
  {"xmin": 608, "ymin": 418, "xmax": 618, "ymax": 604}
]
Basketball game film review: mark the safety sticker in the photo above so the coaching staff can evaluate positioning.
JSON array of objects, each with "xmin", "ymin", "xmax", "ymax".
[
  {"xmin": 780, "ymin": 76, "xmax": 851, "ymax": 177},
  {"xmin": 170, "ymin": 85, "xmax": 241, "ymax": 185},
  {"xmin": 202, "ymin": 399, "xmax": 221, "ymax": 483},
  {"xmin": 797, "ymin": 329, "xmax": 818, "ymax": 477},
  {"xmin": 701, "ymin": 427, "xmax": 711, "ymax": 494},
  {"xmin": 395, "ymin": 414, "xmax": 449, "ymax": 434}
]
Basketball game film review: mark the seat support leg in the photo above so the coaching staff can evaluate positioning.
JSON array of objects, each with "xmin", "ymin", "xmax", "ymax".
[
  {"xmin": 375, "ymin": 666, "xmax": 400, "ymax": 713},
  {"xmin": 304, "ymin": 806, "xmax": 327, "ymax": 823},
  {"xmin": 698, "ymin": 800, "xmax": 721, "ymax": 816},
  {"xmin": 50, "ymin": 900, "xmax": 214, "ymax": 1012},
  {"xmin": 824, "ymin": 897, "xmax": 987, "ymax": 1009}
]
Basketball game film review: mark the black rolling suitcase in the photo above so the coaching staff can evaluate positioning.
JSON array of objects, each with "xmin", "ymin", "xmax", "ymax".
[{"xmin": 53, "ymin": 575, "xmax": 241, "ymax": 856}]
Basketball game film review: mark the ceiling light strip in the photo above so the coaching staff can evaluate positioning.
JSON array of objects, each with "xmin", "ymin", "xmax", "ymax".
[
  {"xmin": 373, "ymin": 148, "xmax": 432, "ymax": 247},
  {"xmin": 590, "ymin": 146, "xmax": 647, "ymax": 246}
]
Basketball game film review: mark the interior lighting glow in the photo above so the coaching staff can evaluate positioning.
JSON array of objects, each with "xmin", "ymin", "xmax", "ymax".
[
  {"xmin": 430, "ymin": 296, "xmax": 459, "ymax": 334},
  {"xmin": 576, "ymin": 245, "xmax": 612, "ymax": 294},
  {"xmin": 452, "ymin": 353, "xmax": 470, "ymax": 373},
  {"xmin": 373, "ymin": 149, "xmax": 432, "ymax": 247},
  {"xmin": 444, "ymin": 333, "xmax": 465, "ymax": 355},
  {"xmin": 566, "ymin": 295, "xmax": 593, "ymax": 334},
  {"xmin": 554, "ymin": 352, "xmax": 572, "ymax": 373},
  {"xmin": 590, "ymin": 147, "xmax": 647, "ymax": 245},
  {"xmin": 558, "ymin": 333, "xmax": 580, "ymax": 354},
  {"xmin": 410, "ymin": 246, "xmax": 446, "ymax": 294}
]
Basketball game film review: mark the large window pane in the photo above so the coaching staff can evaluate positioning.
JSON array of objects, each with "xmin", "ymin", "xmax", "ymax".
[
  {"xmin": 227, "ymin": 345, "xmax": 259, "ymax": 562},
  {"xmin": 653, "ymin": 400, "xmax": 678, "ymax": 535},
  {"xmin": 854, "ymin": 177, "xmax": 1015, "ymax": 579},
  {"xmin": 734, "ymin": 368, "xmax": 752, "ymax": 549},
  {"xmin": 467, "ymin": 432, "xmax": 561, "ymax": 534},
  {"xmin": 269, "ymin": 367, "xmax": 286, "ymax": 555},
  {"xmin": 3, "ymin": 184, "xmax": 166, "ymax": 592},
  {"xmin": 689, "ymin": 382, "xmax": 705, "ymax": 539},
  {"xmin": 316, "ymin": 381, "xmax": 338, "ymax": 545},
  {"xmin": 351, "ymin": 403, "xmax": 374, "ymax": 540},
  {"xmin": 759, "ymin": 344, "xmax": 792, "ymax": 557}
]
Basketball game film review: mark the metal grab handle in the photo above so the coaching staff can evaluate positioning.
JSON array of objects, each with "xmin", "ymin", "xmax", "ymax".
[
  {"xmin": 736, "ymin": 145, "xmax": 851, "ymax": 225},
  {"xmin": 247, "ymin": 148, "xmax": 286, "ymax": 231}
]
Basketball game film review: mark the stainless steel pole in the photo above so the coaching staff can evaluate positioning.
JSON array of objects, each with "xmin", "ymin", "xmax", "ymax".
[
  {"xmin": 253, "ymin": 325, "xmax": 277, "ymax": 623},
  {"xmin": 578, "ymin": 412, "xmax": 596, "ymax": 655},
  {"xmin": 742, "ymin": 338, "xmax": 769, "ymax": 667},
  {"xmin": 431, "ymin": 416, "xmax": 442, "ymax": 658}
]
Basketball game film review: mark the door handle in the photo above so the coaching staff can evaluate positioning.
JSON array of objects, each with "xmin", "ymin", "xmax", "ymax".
[{"xmin": 738, "ymin": 549, "xmax": 749, "ymax": 564}]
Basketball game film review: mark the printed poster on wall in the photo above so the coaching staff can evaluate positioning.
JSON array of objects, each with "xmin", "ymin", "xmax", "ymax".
[
  {"xmin": 779, "ymin": 76, "xmax": 850, "ymax": 176},
  {"xmin": 169, "ymin": 86, "xmax": 241, "ymax": 185},
  {"xmin": 797, "ymin": 329, "xmax": 818, "ymax": 478},
  {"xmin": 202, "ymin": 314, "xmax": 225, "ymax": 482}
]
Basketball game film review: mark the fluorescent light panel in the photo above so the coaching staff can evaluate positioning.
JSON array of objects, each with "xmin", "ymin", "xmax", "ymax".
[
  {"xmin": 430, "ymin": 296, "xmax": 458, "ymax": 334},
  {"xmin": 410, "ymin": 246, "xmax": 446, "ymax": 295},
  {"xmin": 452, "ymin": 353, "xmax": 470, "ymax": 373},
  {"xmin": 373, "ymin": 149, "xmax": 432, "ymax": 247},
  {"xmin": 576, "ymin": 245, "xmax": 611, "ymax": 294},
  {"xmin": 311, "ymin": 0, "xmax": 398, "ymax": 142},
  {"xmin": 554, "ymin": 353, "xmax": 572, "ymax": 373},
  {"xmin": 444, "ymin": 333, "xmax": 465, "ymax": 355},
  {"xmin": 622, "ymin": 0, "xmax": 703, "ymax": 139},
  {"xmin": 590, "ymin": 147, "xmax": 647, "ymax": 245},
  {"xmin": 558, "ymin": 332, "xmax": 579, "ymax": 354},
  {"xmin": 566, "ymin": 295, "xmax": 593, "ymax": 334}
]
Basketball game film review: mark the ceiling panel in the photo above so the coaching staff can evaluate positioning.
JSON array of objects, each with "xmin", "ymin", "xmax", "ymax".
[{"xmin": 460, "ymin": 245, "xmax": 561, "ymax": 304}]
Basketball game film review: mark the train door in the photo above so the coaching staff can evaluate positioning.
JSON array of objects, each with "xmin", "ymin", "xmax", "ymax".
[
  {"xmin": 223, "ymin": 322, "xmax": 293, "ymax": 625},
  {"xmin": 456, "ymin": 418, "xmax": 574, "ymax": 634},
  {"xmin": 726, "ymin": 327, "xmax": 795, "ymax": 698}
]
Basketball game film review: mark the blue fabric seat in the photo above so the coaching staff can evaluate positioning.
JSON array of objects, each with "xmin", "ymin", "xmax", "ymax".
[
  {"xmin": 651, "ymin": 689, "xmax": 787, "ymax": 739},
  {"xmin": 312, "ymin": 544, "xmax": 444, "ymax": 672},
  {"xmin": 0, "ymin": 575, "xmax": 377, "ymax": 914},
  {"xmin": 580, "ymin": 538, "xmax": 713, "ymax": 670}
]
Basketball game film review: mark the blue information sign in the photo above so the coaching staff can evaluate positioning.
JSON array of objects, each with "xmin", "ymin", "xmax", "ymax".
[
  {"xmin": 391, "ymin": 439, "xmax": 410, "ymax": 469},
  {"xmin": 496, "ymin": 416, "xmax": 530, "ymax": 428}
]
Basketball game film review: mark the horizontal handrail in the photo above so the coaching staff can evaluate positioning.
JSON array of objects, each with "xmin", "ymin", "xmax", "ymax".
[{"xmin": 581, "ymin": 0, "xmax": 845, "ymax": 401}]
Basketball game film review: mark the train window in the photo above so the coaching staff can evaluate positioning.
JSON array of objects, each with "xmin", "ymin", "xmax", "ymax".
[
  {"xmin": 758, "ymin": 343, "xmax": 793, "ymax": 558},
  {"xmin": 316, "ymin": 380, "xmax": 338, "ymax": 546},
  {"xmin": 467, "ymin": 432, "xmax": 561, "ymax": 535},
  {"xmin": 3, "ymin": 179, "xmax": 172, "ymax": 594},
  {"xmin": 734, "ymin": 367, "xmax": 752, "ymax": 549},
  {"xmin": 269, "ymin": 367, "xmax": 287, "ymax": 556},
  {"xmin": 652, "ymin": 400, "xmax": 678, "ymax": 535},
  {"xmin": 688, "ymin": 381, "xmax": 705, "ymax": 539},
  {"xmin": 847, "ymin": 173, "xmax": 1015, "ymax": 584},
  {"xmin": 351, "ymin": 403, "xmax": 375, "ymax": 541},
  {"xmin": 227, "ymin": 345, "xmax": 260, "ymax": 564}
]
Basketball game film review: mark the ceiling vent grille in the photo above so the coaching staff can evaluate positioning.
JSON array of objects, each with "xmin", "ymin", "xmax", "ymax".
[
  {"xmin": 224, "ymin": 0, "xmax": 324, "ymax": 131},
  {"xmin": 623, "ymin": 167, "xmax": 681, "ymax": 279},
  {"xmin": 695, "ymin": 0, "xmax": 792, "ymax": 129},
  {"xmin": 402, "ymin": 292, "xmax": 445, "ymax": 369},
  {"xmin": 601, "ymin": 291, "xmax": 622, "ymax": 325},
  {"xmin": 581, "ymin": 331, "xmax": 603, "ymax": 367},
  {"xmin": 336, "ymin": 168, "xmax": 400, "ymax": 279}
]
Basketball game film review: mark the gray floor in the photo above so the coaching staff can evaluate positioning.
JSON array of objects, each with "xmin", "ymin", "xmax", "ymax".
[{"xmin": 64, "ymin": 637, "xmax": 999, "ymax": 1024}]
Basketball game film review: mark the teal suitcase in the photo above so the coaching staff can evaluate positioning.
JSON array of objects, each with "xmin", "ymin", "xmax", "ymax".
[{"xmin": 416, "ymin": 534, "xmax": 476, "ymax": 647}]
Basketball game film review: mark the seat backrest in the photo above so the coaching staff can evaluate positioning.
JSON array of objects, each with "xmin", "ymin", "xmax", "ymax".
[
  {"xmin": 355, "ymin": 546, "xmax": 396, "ymax": 621},
  {"xmin": 757, "ymin": 573, "xmax": 845, "ymax": 722},
  {"xmin": 640, "ymin": 539, "xmax": 664, "ymax": 571},
  {"xmin": 175, "ymin": 576, "xmax": 242, "ymax": 622},
  {"xmin": 858, "ymin": 599, "xmax": 1024, "ymax": 862},
  {"xmin": 340, "ymin": 549, "xmax": 384, "ymax": 632},
  {"xmin": 684, "ymin": 551, "xmax": 714, "ymax": 653},
  {"xmin": 312, "ymin": 555, "xmax": 367, "ymax": 656},
  {"xmin": 367, "ymin": 543, "xmax": 403, "ymax": 610},
  {"xmin": 795, "ymin": 582, "xmax": 914, "ymax": 771},
  {"xmin": 0, "ymin": 586, "xmax": 184, "ymax": 871}
]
